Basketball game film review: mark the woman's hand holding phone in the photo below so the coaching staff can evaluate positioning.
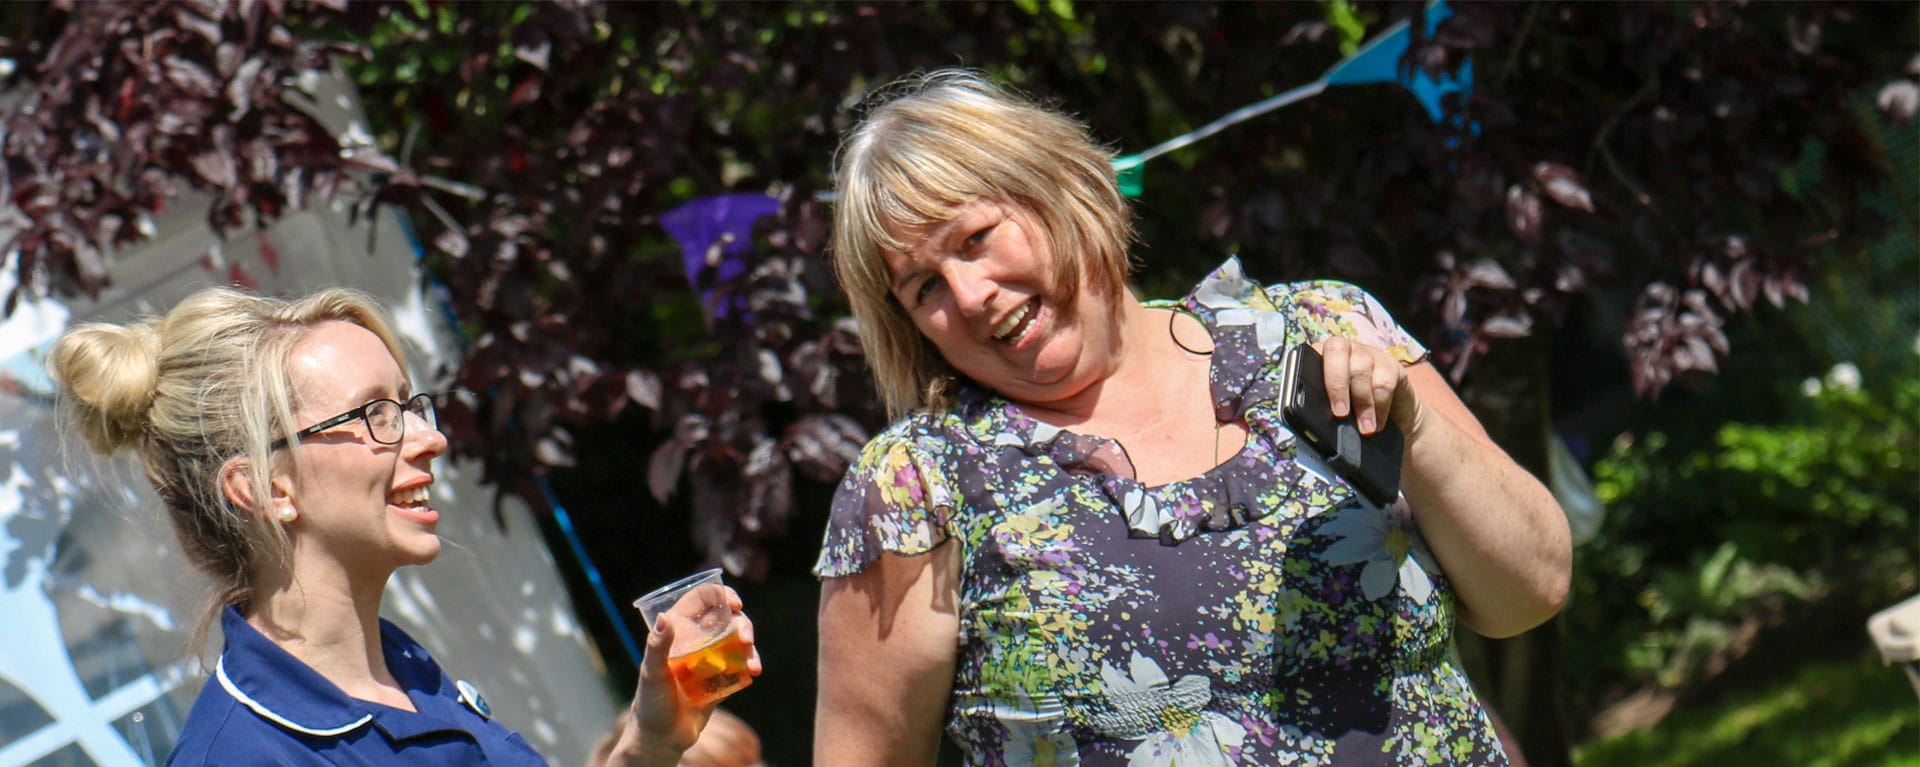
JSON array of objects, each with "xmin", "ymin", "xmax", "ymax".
[{"xmin": 1280, "ymin": 340, "xmax": 1407, "ymax": 507}]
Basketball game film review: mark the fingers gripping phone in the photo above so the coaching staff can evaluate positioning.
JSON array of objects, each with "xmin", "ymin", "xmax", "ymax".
[{"xmin": 1280, "ymin": 343, "xmax": 1404, "ymax": 508}]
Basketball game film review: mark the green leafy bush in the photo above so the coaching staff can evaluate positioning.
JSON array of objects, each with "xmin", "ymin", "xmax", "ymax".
[{"xmin": 1571, "ymin": 350, "xmax": 1919, "ymax": 698}]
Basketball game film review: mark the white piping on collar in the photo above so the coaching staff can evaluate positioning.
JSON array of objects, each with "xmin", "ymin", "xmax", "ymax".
[{"xmin": 216, "ymin": 656, "xmax": 373, "ymax": 737}]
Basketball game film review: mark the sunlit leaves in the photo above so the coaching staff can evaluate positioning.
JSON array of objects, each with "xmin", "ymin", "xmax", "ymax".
[
  {"xmin": 1532, "ymin": 162, "xmax": 1594, "ymax": 212},
  {"xmin": 625, "ymin": 369, "xmax": 662, "ymax": 410},
  {"xmin": 1505, "ymin": 184, "xmax": 1544, "ymax": 241},
  {"xmin": 3, "ymin": 0, "xmax": 1907, "ymax": 576},
  {"xmin": 2, "ymin": 0, "xmax": 370, "ymax": 305},
  {"xmin": 313, "ymin": 1, "xmax": 915, "ymax": 570},
  {"xmin": 1272, "ymin": 3, "xmax": 1897, "ymax": 398},
  {"xmin": 1624, "ymin": 282, "xmax": 1732, "ymax": 398},
  {"xmin": 1579, "ymin": 354, "xmax": 1918, "ymax": 696}
]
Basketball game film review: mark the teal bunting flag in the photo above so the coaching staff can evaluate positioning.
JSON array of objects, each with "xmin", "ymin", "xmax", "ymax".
[{"xmin": 1114, "ymin": 0, "xmax": 1472, "ymax": 198}]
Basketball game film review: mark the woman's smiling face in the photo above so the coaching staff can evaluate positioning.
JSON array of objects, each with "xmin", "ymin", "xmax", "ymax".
[
  {"xmin": 281, "ymin": 321, "xmax": 447, "ymax": 579},
  {"xmin": 884, "ymin": 199, "xmax": 1125, "ymax": 408}
]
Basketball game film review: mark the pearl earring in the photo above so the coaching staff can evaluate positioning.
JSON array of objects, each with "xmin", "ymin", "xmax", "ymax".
[{"xmin": 277, "ymin": 506, "xmax": 298, "ymax": 524}]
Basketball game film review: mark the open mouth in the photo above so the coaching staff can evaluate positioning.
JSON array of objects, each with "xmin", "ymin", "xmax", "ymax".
[
  {"xmin": 389, "ymin": 485, "xmax": 430, "ymax": 508},
  {"xmin": 992, "ymin": 297, "xmax": 1039, "ymax": 345},
  {"xmin": 388, "ymin": 484, "xmax": 438, "ymax": 523}
]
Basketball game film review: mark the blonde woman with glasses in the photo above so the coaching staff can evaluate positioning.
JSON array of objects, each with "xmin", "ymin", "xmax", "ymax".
[{"xmin": 51, "ymin": 286, "xmax": 759, "ymax": 766}]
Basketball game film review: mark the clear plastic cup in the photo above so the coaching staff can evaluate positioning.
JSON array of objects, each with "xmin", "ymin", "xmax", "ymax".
[{"xmin": 633, "ymin": 568, "xmax": 752, "ymax": 706}]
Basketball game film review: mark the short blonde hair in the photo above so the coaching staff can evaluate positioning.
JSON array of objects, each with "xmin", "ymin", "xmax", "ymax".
[
  {"xmin": 830, "ymin": 69, "xmax": 1135, "ymax": 418},
  {"xmin": 49, "ymin": 286, "xmax": 406, "ymax": 655}
]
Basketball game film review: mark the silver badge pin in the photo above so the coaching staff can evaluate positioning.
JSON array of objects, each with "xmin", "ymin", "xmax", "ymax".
[{"xmin": 456, "ymin": 679, "xmax": 491, "ymax": 719}]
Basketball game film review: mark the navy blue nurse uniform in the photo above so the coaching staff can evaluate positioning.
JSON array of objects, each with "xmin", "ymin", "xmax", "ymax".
[{"xmin": 165, "ymin": 606, "xmax": 549, "ymax": 765}]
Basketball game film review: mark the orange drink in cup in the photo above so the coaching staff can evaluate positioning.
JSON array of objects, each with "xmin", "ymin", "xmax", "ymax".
[
  {"xmin": 665, "ymin": 624, "xmax": 753, "ymax": 706},
  {"xmin": 634, "ymin": 568, "xmax": 753, "ymax": 706}
]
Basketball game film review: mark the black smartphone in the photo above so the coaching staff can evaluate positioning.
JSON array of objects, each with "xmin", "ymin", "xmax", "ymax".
[{"xmin": 1279, "ymin": 343, "xmax": 1405, "ymax": 507}]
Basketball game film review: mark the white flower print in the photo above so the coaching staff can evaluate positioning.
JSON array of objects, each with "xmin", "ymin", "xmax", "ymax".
[
  {"xmin": 990, "ymin": 692, "xmax": 1081, "ymax": 767},
  {"xmin": 1091, "ymin": 651, "xmax": 1247, "ymax": 767},
  {"xmin": 1119, "ymin": 486, "xmax": 1165, "ymax": 536},
  {"xmin": 1320, "ymin": 500, "xmax": 1440, "ymax": 603},
  {"xmin": 1195, "ymin": 258, "xmax": 1291, "ymax": 356}
]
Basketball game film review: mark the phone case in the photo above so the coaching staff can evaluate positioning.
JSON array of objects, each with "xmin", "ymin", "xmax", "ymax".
[{"xmin": 1280, "ymin": 343, "xmax": 1405, "ymax": 507}]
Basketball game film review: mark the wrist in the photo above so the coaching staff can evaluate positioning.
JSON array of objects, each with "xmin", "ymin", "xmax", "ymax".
[
  {"xmin": 635, "ymin": 741, "xmax": 685, "ymax": 767},
  {"xmin": 607, "ymin": 714, "xmax": 685, "ymax": 767},
  {"xmin": 1396, "ymin": 393, "xmax": 1435, "ymax": 445}
]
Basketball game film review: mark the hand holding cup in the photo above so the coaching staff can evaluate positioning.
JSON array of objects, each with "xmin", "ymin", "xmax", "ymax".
[
  {"xmin": 625, "ymin": 569, "xmax": 761, "ymax": 763},
  {"xmin": 634, "ymin": 569, "xmax": 760, "ymax": 707}
]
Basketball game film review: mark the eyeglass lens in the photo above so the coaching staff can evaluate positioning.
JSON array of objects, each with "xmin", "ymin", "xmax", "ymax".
[{"xmin": 368, "ymin": 396, "xmax": 436, "ymax": 444}]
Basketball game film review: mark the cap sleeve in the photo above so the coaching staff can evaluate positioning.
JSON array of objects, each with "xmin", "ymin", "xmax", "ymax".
[
  {"xmin": 1271, "ymin": 279, "xmax": 1428, "ymax": 365},
  {"xmin": 812, "ymin": 425, "xmax": 957, "ymax": 579}
]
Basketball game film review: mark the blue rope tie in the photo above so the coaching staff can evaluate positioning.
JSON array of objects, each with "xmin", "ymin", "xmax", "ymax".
[{"xmin": 538, "ymin": 474, "xmax": 644, "ymax": 670}]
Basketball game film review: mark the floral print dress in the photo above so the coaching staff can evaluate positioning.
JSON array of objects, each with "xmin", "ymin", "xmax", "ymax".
[{"xmin": 814, "ymin": 258, "xmax": 1509, "ymax": 766}]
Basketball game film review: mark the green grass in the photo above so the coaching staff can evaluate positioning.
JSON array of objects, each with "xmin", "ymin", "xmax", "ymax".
[{"xmin": 1575, "ymin": 651, "xmax": 1920, "ymax": 767}]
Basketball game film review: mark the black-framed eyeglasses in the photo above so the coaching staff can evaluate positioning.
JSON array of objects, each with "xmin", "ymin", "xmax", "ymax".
[{"xmin": 270, "ymin": 393, "xmax": 437, "ymax": 451}]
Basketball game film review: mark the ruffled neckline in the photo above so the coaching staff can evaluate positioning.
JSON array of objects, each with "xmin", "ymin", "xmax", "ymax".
[{"xmin": 951, "ymin": 258, "xmax": 1356, "ymax": 543}]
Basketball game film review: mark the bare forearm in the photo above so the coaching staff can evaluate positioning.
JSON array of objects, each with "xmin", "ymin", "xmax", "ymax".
[
  {"xmin": 1310, "ymin": 344, "xmax": 1571, "ymax": 637},
  {"xmin": 1400, "ymin": 405, "xmax": 1571, "ymax": 637}
]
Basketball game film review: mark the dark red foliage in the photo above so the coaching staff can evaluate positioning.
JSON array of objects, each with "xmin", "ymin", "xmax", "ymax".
[
  {"xmin": 2, "ymin": 0, "xmax": 1910, "ymax": 575},
  {"xmin": 2, "ymin": 0, "xmax": 372, "ymax": 305}
]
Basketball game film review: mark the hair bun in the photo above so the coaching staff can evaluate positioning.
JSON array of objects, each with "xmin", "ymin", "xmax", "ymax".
[{"xmin": 48, "ymin": 321, "xmax": 162, "ymax": 453}]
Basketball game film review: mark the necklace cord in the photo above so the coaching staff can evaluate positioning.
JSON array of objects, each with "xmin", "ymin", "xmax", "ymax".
[
  {"xmin": 1165, "ymin": 308, "xmax": 1224, "ymax": 465},
  {"xmin": 1168, "ymin": 308, "xmax": 1214, "ymax": 356}
]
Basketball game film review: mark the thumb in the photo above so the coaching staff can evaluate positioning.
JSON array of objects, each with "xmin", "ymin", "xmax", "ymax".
[
  {"xmin": 641, "ymin": 617, "xmax": 675, "ymax": 685},
  {"xmin": 633, "ymin": 616, "xmax": 686, "ymax": 744}
]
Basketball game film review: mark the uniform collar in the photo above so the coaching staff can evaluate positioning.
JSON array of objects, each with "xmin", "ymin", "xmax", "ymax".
[
  {"xmin": 215, "ymin": 605, "xmax": 470, "ymax": 738},
  {"xmin": 215, "ymin": 606, "xmax": 376, "ymax": 736}
]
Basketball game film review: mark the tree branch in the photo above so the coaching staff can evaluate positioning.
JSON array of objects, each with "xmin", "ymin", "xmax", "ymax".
[
  {"xmin": 1495, "ymin": 1, "xmax": 1544, "ymax": 91},
  {"xmin": 1588, "ymin": 78, "xmax": 1659, "ymax": 211}
]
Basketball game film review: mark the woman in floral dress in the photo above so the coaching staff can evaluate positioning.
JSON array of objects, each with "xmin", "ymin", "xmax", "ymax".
[{"xmin": 812, "ymin": 69, "xmax": 1571, "ymax": 766}]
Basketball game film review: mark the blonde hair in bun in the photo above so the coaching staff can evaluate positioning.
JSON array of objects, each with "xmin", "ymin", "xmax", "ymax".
[
  {"xmin": 48, "ymin": 285, "xmax": 406, "ymax": 655},
  {"xmin": 48, "ymin": 321, "xmax": 162, "ymax": 453}
]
